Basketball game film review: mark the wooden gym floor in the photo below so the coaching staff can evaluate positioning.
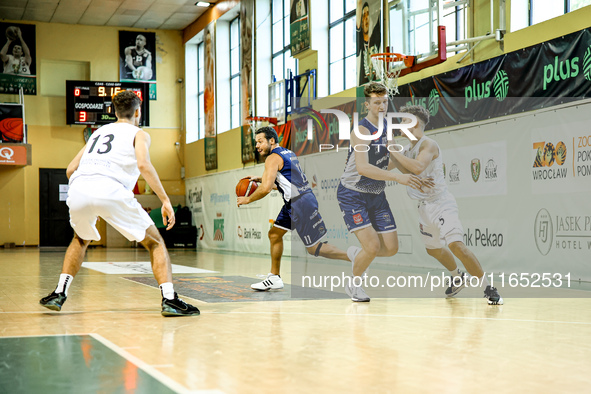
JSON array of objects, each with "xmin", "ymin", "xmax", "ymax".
[{"xmin": 1, "ymin": 247, "xmax": 590, "ymax": 393}]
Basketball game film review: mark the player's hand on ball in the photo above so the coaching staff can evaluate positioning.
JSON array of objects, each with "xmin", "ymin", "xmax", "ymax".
[
  {"xmin": 237, "ymin": 196, "xmax": 250, "ymax": 207},
  {"xmin": 397, "ymin": 174, "xmax": 423, "ymax": 190},
  {"xmin": 421, "ymin": 177, "xmax": 435, "ymax": 188},
  {"xmin": 247, "ymin": 175, "xmax": 262, "ymax": 182}
]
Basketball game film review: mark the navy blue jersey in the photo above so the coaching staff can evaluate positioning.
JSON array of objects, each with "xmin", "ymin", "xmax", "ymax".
[
  {"xmin": 271, "ymin": 146, "xmax": 311, "ymax": 202},
  {"xmin": 340, "ymin": 116, "xmax": 389, "ymax": 194}
]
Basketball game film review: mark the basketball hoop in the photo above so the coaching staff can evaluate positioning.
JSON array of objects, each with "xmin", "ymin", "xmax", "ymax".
[{"xmin": 370, "ymin": 53, "xmax": 413, "ymax": 96}]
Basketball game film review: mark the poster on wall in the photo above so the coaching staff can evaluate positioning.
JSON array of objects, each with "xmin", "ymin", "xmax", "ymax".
[
  {"xmin": 290, "ymin": 0, "xmax": 310, "ymax": 55},
  {"xmin": 241, "ymin": 0, "xmax": 255, "ymax": 164},
  {"xmin": 356, "ymin": 0, "xmax": 381, "ymax": 86},
  {"xmin": 0, "ymin": 103, "xmax": 24, "ymax": 142},
  {"xmin": 119, "ymin": 30, "xmax": 156, "ymax": 99},
  {"xmin": 0, "ymin": 22, "xmax": 36, "ymax": 95},
  {"xmin": 204, "ymin": 22, "xmax": 218, "ymax": 170}
]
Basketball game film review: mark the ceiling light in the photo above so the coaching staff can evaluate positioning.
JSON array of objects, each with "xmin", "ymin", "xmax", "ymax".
[{"xmin": 195, "ymin": 1, "xmax": 211, "ymax": 6}]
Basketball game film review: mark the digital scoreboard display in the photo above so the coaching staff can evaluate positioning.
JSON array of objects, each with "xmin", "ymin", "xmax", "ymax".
[{"xmin": 66, "ymin": 80, "xmax": 150, "ymax": 126}]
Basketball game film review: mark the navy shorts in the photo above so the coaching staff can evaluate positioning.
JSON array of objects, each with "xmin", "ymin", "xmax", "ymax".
[
  {"xmin": 274, "ymin": 192, "xmax": 327, "ymax": 247},
  {"xmin": 337, "ymin": 183, "xmax": 397, "ymax": 233}
]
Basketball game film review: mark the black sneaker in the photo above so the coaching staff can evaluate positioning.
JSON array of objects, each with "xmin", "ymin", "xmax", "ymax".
[
  {"xmin": 445, "ymin": 272, "xmax": 467, "ymax": 298},
  {"xmin": 484, "ymin": 285, "xmax": 504, "ymax": 305},
  {"xmin": 161, "ymin": 293, "xmax": 200, "ymax": 316},
  {"xmin": 40, "ymin": 291, "xmax": 67, "ymax": 311}
]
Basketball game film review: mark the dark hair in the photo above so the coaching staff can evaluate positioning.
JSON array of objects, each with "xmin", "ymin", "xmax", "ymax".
[
  {"xmin": 255, "ymin": 126, "xmax": 279, "ymax": 145},
  {"xmin": 364, "ymin": 81, "xmax": 388, "ymax": 100},
  {"xmin": 113, "ymin": 90, "xmax": 142, "ymax": 120},
  {"xmin": 399, "ymin": 105, "xmax": 430, "ymax": 125}
]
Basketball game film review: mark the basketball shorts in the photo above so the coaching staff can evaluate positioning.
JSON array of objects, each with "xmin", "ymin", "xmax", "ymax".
[
  {"xmin": 337, "ymin": 183, "xmax": 397, "ymax": 233},
  {"xmin": 67, "ymin": 175, "xmax": 153, "ymax": 242},
  {"xmin": 417, "ymin": 192, "xmax": 464, "ymax": 249},
  {"xmin": 274, "ymin": 192, "xmax": 327, "ymax": 247}
]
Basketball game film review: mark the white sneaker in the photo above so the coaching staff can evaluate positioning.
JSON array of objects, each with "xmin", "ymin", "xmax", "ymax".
[
  {"xmin": 347, "ymin": 246, "xmax": 367, "ymax": 276},
  {"xmin": 345, "ymin": 281, "xmax": 370, "ymax": 302},
  {"xmin": 251, "ymin": 273, "xmax": 284, "ymax": 291}
]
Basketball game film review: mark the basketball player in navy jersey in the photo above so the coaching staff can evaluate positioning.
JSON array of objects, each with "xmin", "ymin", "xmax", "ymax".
[
  {"xmin": 337, "ymin": 82, "xmax": 429, "ymax": 302},
  {"xmin": 124, "ymin": 34, "xmax": 152, "ymax": 80},
  {"xmin": 237, "ymin": 127, "xmax": 352, "ymax": 291},
  {"xmin": 389, "ymin": 105, "xmax": 502, "ymax": 305},
  {"xmin": 40, "ymin": 90, "xmax": 200, "ymax": 316}
]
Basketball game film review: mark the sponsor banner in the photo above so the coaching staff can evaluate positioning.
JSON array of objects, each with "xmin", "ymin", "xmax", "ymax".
[
  {"xmin": 440, "ymin": 141, "xmax": 507, "ymax": 198},
  {"xmin": 530, "ymin": 116, "xmax": 591, "ymax": 194},
  {"xmin": 240, "ymin": 0, "xmax": 255, "ymax": 164},
  {"xmin": 356, "ymin": 0, "xmax": 381, "ymax": 86},
  {"xmin": 185, "ymin": 166, "xmax": 289, "ymax": 254},
  {"xmin": 204, "ymin": 22, "xmax": 217, "ymax": 170},
  {"xmin": 0, "ymin": 144, "xmax": 30, "ymax": 166},
  {"xmin": 400, "ymin": 27, "xmax": 591, "ymax": 129}
]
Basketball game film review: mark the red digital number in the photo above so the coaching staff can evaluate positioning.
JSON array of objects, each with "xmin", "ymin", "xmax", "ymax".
[
  {"xmin": 135, "ymin": 90, "xmax": 142, "ymax": 100},
  {"xmin": 74, "ymin": 88, "xmax": 80, "ymax": 96},
  {"xmin": 79, "ymin": 111, "xmax": 87, "ymax": 122}
]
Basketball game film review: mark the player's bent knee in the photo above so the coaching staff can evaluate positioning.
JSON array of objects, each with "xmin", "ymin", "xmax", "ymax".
[
  {"xmin": 448, "ymin": 241, "xmax": 467, "ymax": 254},
  {"xmin": 426, "ymin": 247, "xmax": 443, "ymax": 258},
  {"xmin": 140, "ymin": 225, "xmax": 165, "ymax": 249}
]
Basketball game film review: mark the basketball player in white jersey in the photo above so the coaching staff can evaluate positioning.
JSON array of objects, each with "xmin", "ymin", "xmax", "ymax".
[
  {"xmin": 0, "ymin": 27, "xmax": 32, "ymax": 75},
  {"xmin": 40, "ymin": 90, "xmax": 200, "ymax": 316},
  {"xmin": 390, "ymin": 105, "xmax": 503, "ymax": 305}
]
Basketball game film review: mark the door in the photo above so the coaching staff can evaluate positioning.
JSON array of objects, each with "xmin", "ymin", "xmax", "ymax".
[{"xmin": 39, "ymin": 168, "xmax": 73, "ymax": 246}]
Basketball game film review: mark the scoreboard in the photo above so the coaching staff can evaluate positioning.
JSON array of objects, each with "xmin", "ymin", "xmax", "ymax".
[{"xmin": 66, "ymin": 80, "xmax": 150, "ymax": 126}]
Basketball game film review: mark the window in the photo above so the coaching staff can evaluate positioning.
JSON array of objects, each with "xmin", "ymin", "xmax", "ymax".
[
  {"xmin": 512, "ymin": 0, "xmax": 591, "ymax": 32},
  {"xmin": 197, "ymin": 42, "xmax": 205, "ymax": 140},
  {"xmin": 329, "ymin": 0, "xmax": 356, "ymax": 94},
  {"xmin": 271, "ymin": 0, "xmax": 297, "ymax": 81},
  {"xmin": 230, "ymin": 16, "xmax": 240, "ymax": 129},
  {"xmin": 389, "ymin": 0, "xmax": 467, "ymax": 58}
]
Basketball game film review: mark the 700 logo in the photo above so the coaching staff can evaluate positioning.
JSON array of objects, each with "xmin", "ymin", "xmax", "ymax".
[{"xmin": 532, "ymin": 141, "xmax": 567, "ymax": 167}]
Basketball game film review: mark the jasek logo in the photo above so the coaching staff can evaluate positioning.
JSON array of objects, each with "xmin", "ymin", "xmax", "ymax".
[
  {"xmin": 534, "ymin": 208, "xmax": 591, "ymax": 255},
  {"xmin": 464, "ymin": 69, "xmax": 509, "ymax": 108},
  {"xmin": 532, "ymin": 141, "xmax": 567, "ymax": 180}
]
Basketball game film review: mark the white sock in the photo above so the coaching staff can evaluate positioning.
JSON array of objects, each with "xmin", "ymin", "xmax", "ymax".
[
  {"xmin": 449, "ymin": 268, "xmax": 461, "ymax": 277},
  {"xmin": 55, "ymin": 274, "xmax": 74, "ymax": 295},
  {"xmin": 479, "ymin": 275, "xmax": 490, "ymax": 288},
  {"xmin": 159, "ymin": 282, "xmax": 175, "ymax": 300}
]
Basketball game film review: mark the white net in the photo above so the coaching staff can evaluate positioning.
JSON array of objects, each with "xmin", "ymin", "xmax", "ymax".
[{"xmin": 371, "ymin": 54, "xmax": 406, "ymax": 96}]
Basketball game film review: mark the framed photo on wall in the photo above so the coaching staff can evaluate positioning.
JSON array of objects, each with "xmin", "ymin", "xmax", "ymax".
[
  {"xmin": 119, "ymin": 31, "xmax": 156, "ymax": 84},
  {"xmin": 0, "ymin": 22, "xmax": 36, "ymax": 95}
]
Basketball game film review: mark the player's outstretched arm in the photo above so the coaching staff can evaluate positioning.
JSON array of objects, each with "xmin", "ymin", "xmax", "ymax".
[
  {"xmin": 135, "ymin": 130, "xmax": 175, "ymax": 230},
  {"xmin": 0, "ymin": 38, "xmax": 11, "ymax": 62},
  {"xmin": 66, "ymin": 146, "xmax": 86, "ymax": 179},
  {"xmin": 391, "ymin": 139, "xmax": 438, "ymax": 175},
  {"xmin": 124, "ymin": 46, "xmax": 136, "ymax": 72},
  {"xmin": 16, "ymin": 28, "xmax": 32, "ymax": 66},
  {"xmin": 237, "ymin": 155, "xmax": 281, "ymax": 206}
]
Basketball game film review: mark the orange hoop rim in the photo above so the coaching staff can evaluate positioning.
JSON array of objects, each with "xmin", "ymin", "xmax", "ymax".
[
  {"xmin": 246, "ymin": 116, "xmax": 278, "ymax": 126},
  {"xmin": 371, "ymin": 52, "xmax": 414, "ymax": 68}
]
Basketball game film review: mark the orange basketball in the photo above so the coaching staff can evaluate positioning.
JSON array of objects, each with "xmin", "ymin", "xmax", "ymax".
[
  {"xmin": 236, "ymin": 177, "xmax": 258, "ymax": 197},
  {"xmin": 5, "ymin": 26, "xmax": 18, "ymax": 41},
  {"xmin": 0, "ymin": 118, "xmax": 23, "ymax": 142}
]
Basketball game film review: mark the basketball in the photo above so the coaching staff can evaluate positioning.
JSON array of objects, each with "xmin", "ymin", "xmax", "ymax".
[
  {"xmin": 5, "ymin": 26, "xmax": 18, "ymax": 41},
  {"xmin": 235, "ymin": 177, "xmax": 258, "ymax": 197},
  {"xmin": 0, "ymin": 118, "xmax": 24, "ymax": 142}
]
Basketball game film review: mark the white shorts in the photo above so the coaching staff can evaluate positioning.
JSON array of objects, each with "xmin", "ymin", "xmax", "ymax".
[
  {"xmin": 67, "ymin": 176, "xmax": 153, "ymax": 242},
  {"xmin": 417, "ymin": 192, "xmax": 464, "ymax": 249}
]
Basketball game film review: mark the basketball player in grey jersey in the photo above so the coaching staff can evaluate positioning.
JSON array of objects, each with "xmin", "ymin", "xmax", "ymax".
[{"xmin": 389, "ymin": 105, "xmax": 502, "ymax": 305}]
